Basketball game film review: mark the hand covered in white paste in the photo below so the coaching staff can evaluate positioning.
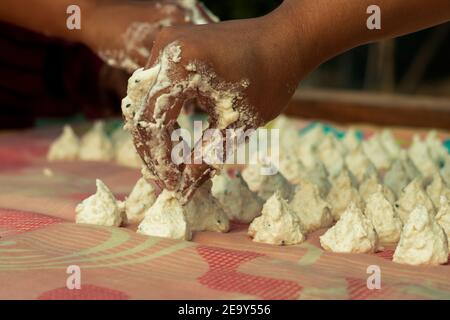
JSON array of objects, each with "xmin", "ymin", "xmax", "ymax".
[
  {"xmin": 85, "ymin": 0, "xmax": 217, "ymax": 73},
  {"xmin": 129, "ymin": 13, "xmax": 306, "ymax": 200}
]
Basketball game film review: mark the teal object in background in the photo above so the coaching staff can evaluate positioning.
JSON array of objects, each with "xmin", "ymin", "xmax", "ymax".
[
  {"xmin": 299, "ymin": 121, "xmax": 364, "ymax": 141},
  {"xmin": 444, "ymin": 139, "xmax": 450, "ymax": 154}
]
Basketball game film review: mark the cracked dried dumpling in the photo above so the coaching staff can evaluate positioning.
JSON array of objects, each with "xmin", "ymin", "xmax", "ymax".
[
  {"xmin": 425, "ymin": 130, "xmax": 448, "ymax": 164},
  {"xmin": 342, "ymin": 128, "xmax": 361, "ymax": 152},
  {"xmin": 380, "ymin": 129, "xmax": 401, "ymax": 159},
  {"xmin": 345, "ymin": 145, "xmax": 376, "ymax": 183},
  {"xmin": 241, "ymin": 164, "xmax": 293, "ymax": 201},
  {"xmin": 289, "ymin": 180, "xmax": 333, "ymax": 233},
  {"xmin": 393, "ymin": 205, "xmax": 448, "ymax": 266},
  {"xmin": 125, "ymin": 177, "xmax": 157, "ymax": 224},
  {"xmin": 211, "ymin": 174, "xmax": 263, "ymax": 223},
  {"xmin": 362, "ymin": 134, "xmax": 391, "ymax": 170},
  {"xmin": 436, "ymin": 196, "xmax": 450, "ymax": 250},
  {"xmin": 76, "ymin": 179, "xmax": 124, "ymax": 227},
  {"xmin": 114, "ymin": 133, "xmax": 143, "ymax": 168},
  {"xmin": 137, "ymin": 190, "xmax": 192, "ymax": 241},
  {"xmin": 327, "ymin": 169, "xmax": 363, "ymax": 220},
  {"xmin": 359, "ymin": 175, "xmax": 396, "ymax": 205},
  {"xmin": 384, "ymin": 159, "xmax": 411, "ymax": 198},
  {"xmin": 79, "ymin": 121, "xmax": 114, "ymax": 161},
  {"xmin": 248, "ymin": 192, "xmax": 306, "ymax": 245},
  {"xmin": 316, "ymin": 134, "xmax": 345, "ymax": 178},
  {"xmin": 47, "ymin": 125, "xmax": 80, "ymax": 161},
  {"xmin": 426, "ymin": 172, "xmax": 450, "ymax": 208},
  {"xmin": 320, "ymin": 203, "xmax": 378, "ymax": 253},
  {"xmin": 408, "ymin": 134, "xmax": 438, "ymax": 177},
  {"xmin": 185, "ymin": 181, "xmax": 230, "ymax": 233},
  {"xmin": 365, "ymin": 186, "xmax": 403, "ymax": 244},
  {"xmin": 395, "ymin": 178, "xmax": 435, "ymax": 223}
]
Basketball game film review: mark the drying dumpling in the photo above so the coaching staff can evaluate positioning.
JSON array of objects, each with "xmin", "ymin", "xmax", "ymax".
[
  {"xmin": 76, "ymin": 179, "xmax": 124, "ymax": 227},
  {"xmin": 79, "ymin": 121, "xmax": 114, "ymax": 161},
  {"xmin": 327, "ymin": 169, "xmax": 364, "ymax": 220},
  {"xmin": 137, "ymin": 190, "xmax": 192, "ymax": 241},
  {"xmin": 395, "ymin": 178, "xmax": 435, "ymax": 223},
  {"xmin": 436, "ymin": 196, "xmax": 450, "ymax": 250},
  {"xmin": 425, "ymin": 130, "xmax": 448, "ymax": 164},
  {"xmin": 211, "ymin": 174, "xmax": 263, "ymax": 223},
  {"xmin": 380, "ymin": 129, "xmax": 401, "ymax": 159},
  {"xmin": 342, "ymin": 128, "xmax": 361, "ymax": 152},
  {"xmin": 365, "ymin": 186, "xmax": 403, "ymax": 244},
  {"xmin": 248, "ymin": 192, "xmax": 306, "ymax": 245},
  {"xmin": 384, "ymin": 159, "xmax": 411, "ymax": 198},
  {"xmin": 320, "ymin": 203, "xmax": 378, "ymax": 253},
  {"xmin": 345, "ymin": 145, "xmax": 376, "ymax": 183},
  {"xmin": 393, "ymin": 205, "xmax": 448, "ymax": 266},
  {"xmin": 115, "ymin": 133, "xmax": 143, "ymax": 168},
  {"xmin": 316, "ymin": 134, "xmax": 345, "ymax": 178},
  {"xmin": 241, "ymin": 163, "xmax": 293, "ymax": 201},
  {"xmin": 185, "ymin": 181, "xmax": 230, "ymax": 233},
  {"xmin": 289, "ymin": 179, "xmax": 333, "ymax": 233},
  {"xmin": 125, "ymin": 177, "xmax": 157, "ymax": 224},
  {"xmin": 47, "ymin": 125, "xmax": 80, "ymax": 161},
  {"xmin": 408, "ymin": 134, "xmax": 438, "ymax": 177},
  {"xmin": 362, "ymin": 134, "xmax": 391, "ymax": 170},
  {"xmin": 426, "ymin": 172, "xmax": 450, "ymax": 209}
]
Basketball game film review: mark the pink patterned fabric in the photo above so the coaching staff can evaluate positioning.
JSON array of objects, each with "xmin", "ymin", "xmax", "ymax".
[{"xmin": 0, "ymin": 123, "xmax": 449, "ymax": 300}]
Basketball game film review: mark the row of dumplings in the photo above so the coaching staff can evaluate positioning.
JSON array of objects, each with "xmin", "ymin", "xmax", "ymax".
[
  {"xmin": 235, "ymin": 117, "xmax": 450, "ymax": 265},
  {"xmin": 47, "ymin": 121, "xmax": 143, "ymax": 168}
]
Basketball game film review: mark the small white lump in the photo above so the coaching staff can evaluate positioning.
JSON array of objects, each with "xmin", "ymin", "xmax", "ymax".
[
  {"xmin": 47, "ymin": 125, "xmax": 80, "ymax": 161},
  {"xmin": 289, "ymin": 179, "xmax": 333, "ymax": 233},
  {"xmin": 436, "ymin": 196, "xmax": 450, "ymax": 250},
  {"xmin": 362, "ymin": 134, "xmax": 392, "ymax": 170},
  {"xmin": 248, "ymin": 192, "xmax": 306, "ymax": 246},
  {"xmin": 185, "ymin": 181, "xmax": 230, "ymax": 233},
  {"xmin": 137, "ymin": 190, "xmax": 192, "ymax": 241},
  {"xmin": 327, "ymin": 169, "xmax": 363, "ymax": 220},
  {"xmin": 211, "ymin": 174, "xmax": 263, "ymax": 223},
  {"xmin": 393, "ymin": 205, "xmax": 448, "ymax": 266},
  {"xmin": 125, "ymin": 177, "xmax": 157, "ymax": 224},
  {"xmin": 75, "ymin": 179, "xmax": 124, "ymax": 227},
  {"xmin": 79, "ymin": 121, "xmax": 114, "ymax": 161},
  {"xmin": 395, "ymin": 178, "xmax": 435, "ymax": 224},
  {"xmin": 364, "ymin": 186, "xmax": 403, "ymax": 244},
  {"xmin": 319, "ymin": 203, "xmax": 378, "ymax": 253}
]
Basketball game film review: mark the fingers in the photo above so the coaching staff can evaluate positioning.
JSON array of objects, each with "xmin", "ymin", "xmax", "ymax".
[{"xmin": 135, "ymin": 85, "xmax": 188, "ymax": 191}]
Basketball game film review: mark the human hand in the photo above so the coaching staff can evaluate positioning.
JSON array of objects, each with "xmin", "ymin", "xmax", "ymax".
[
  {"xmin": 122, "ymin": 6, "xmax": 310, "ymax": 201},
  {"xmin": 84, "ymin": 0, "xmax": 218, "ymax": 72}
]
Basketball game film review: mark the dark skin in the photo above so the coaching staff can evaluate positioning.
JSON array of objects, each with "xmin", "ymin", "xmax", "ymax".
[
  {"xmin": 0, "ymin": 0, "xmax": 213, "ymax": 71},
  {"xmin": 135, "ymin": 0, "xmax": 450, "ymax": 199}
]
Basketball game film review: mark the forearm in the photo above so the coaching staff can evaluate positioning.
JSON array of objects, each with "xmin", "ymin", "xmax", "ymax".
[
  {"xmin": 275, "ymin": 0, "xmax": 450, "ymax": 74},
  {"xmin": 0, "ymin": 0, "xmax": 95, "ymax": 43}
]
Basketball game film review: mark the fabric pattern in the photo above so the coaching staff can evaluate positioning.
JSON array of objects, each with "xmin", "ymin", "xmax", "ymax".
[{"xmin": 0, "ymin": 122, "xmax": 449, "ymax": 300}]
